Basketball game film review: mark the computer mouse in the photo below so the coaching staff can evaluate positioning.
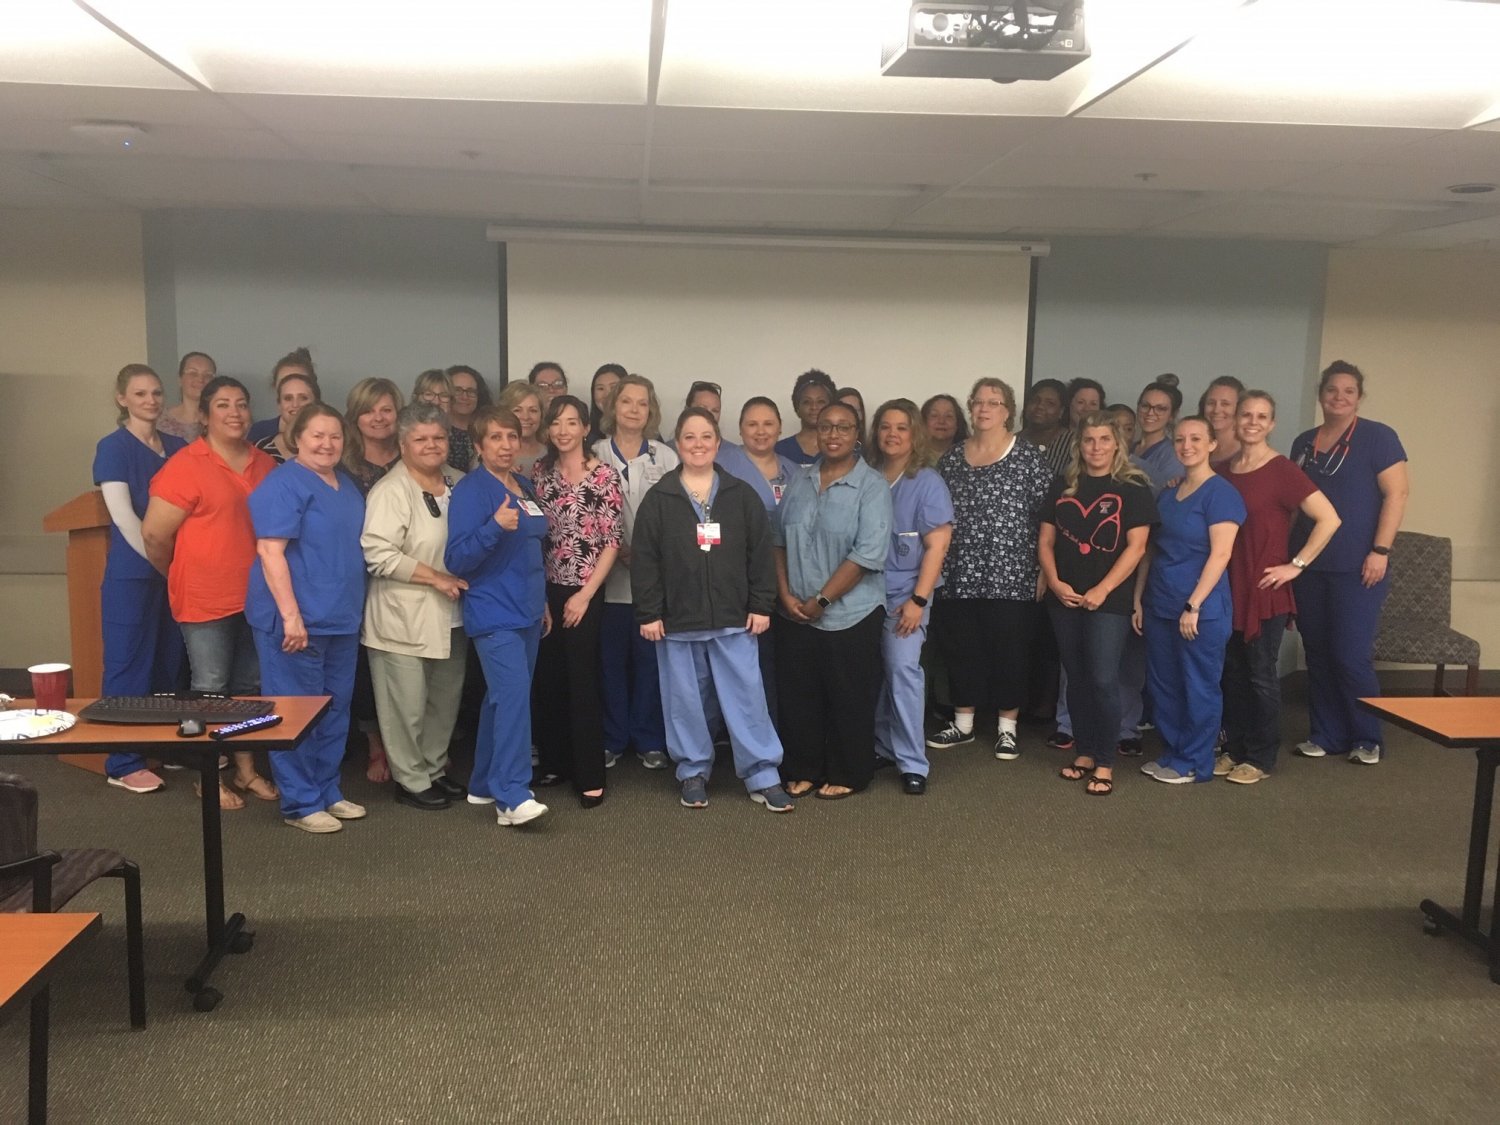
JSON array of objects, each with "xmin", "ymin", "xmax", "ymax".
[{"xmin": 177, "ymin": 718, "xmax": 206, "ymax": 737}]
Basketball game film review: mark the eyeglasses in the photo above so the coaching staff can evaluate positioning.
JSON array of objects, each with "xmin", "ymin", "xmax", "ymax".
[
  {"xmin": 689, "ymin": 381, "xmax": 722, "ymax": 397},
  {"xmin": 421, "ymin": 491, "xmax": 442, "ymax": 518},
  {"xmin": 1137, "ymin": 403, "xmax": 1172, "ymax": 415},
  {"xmin": 420, "ymin": 392, "xmax": 452, "ymax": 404},
  {"xmin": 817, "ymin": 422, "xmax": 857, "ymax": 435},
  {"xmin": 535, "ymin": 379, "xmax": 567, "ymax": 391},
  {"xmin": 452, "ymin": 387, "xmax": 479, "ymax": 400}
]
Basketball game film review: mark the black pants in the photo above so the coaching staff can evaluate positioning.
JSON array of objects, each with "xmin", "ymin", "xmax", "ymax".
[
  {"xmin": 774, "ymin": 608, "xmax": 884, "ymax": 791},
  {"xmin": 933, "ymin": 597, "xmax": 1033, "ymax": 713},
  {"xmin": 1023, "ymin": 600, "xmax": 1061, "ymax": 720},
  {"xmin": 532, "ymin": 583, "xmax": 606, "ymax": 793},
  {"xmin": 1222, "ymin": 614, "xmax": 1288, "ymax": 772}
]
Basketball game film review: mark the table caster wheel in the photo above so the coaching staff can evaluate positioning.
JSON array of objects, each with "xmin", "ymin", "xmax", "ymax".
[
  {"xmin": 230, "ymin": 931, "xmax": 254, "ymax": 954},
  {"xmin": 1422, "ymin": 918, "xmax": 1442, "ymax": 937},
  {"xmin": 193, "ymin": 987, "xmax": 223, "ymax": 1012}
]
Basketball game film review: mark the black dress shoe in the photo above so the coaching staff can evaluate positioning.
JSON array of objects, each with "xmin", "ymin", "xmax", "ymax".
[
  {"xmin": 395, "ymin": 785, "xmax": 450, "ymax": 810},
  {"xmin": 579, "ymin": 792, "xmax": 606, "ymax": 809},
  {"xmin": 872, "ymin": 755, "xmax": 896, "ymax": 771},
  {"xmin": 430, "ymin": 774, "xmax": 467, "ymax": 799},
  {"xmin": 900, "ymin": 773, "xmax": 927, "ymax": 796}
]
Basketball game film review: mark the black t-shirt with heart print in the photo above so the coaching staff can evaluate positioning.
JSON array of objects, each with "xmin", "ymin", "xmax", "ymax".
[{"xmin": 1041, "ymin": 472, "xmax": 1158, "ymax": 615}]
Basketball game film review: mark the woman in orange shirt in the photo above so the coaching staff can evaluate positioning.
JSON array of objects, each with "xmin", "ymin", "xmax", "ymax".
[{"xmin": 143, "ymin": 375, "xmax": 279, "ymax": 809}]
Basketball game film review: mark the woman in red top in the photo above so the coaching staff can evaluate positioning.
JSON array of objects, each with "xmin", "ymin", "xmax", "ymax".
[
  {"xmin": 1213, "ymin": 391, "xmax": 1340, "ymax": 784},
  {"xmin": 144, "ymin": 374, "xmax": 279, "ymax": 809}
]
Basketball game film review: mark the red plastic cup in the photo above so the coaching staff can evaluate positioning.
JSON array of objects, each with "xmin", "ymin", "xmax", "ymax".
[{"xmin": 28, "ymin": 663, "xmax": 70, "ymax": 712}]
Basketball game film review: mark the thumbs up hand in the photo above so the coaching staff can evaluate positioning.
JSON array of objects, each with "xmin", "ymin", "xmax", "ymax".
[{"xmin": 493, "ymin": 493, "xmax": 520, "ymax": 531}]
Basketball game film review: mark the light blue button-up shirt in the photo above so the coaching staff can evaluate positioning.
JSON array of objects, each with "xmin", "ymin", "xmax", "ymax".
[{"xmin": 773, "ymin": 458, "xmax": 892, "ymax": 631}]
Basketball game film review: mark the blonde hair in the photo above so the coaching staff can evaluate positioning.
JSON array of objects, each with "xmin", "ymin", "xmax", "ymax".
[
  {"xmin": 342, "ymin": 377, "xmax": 404, "ymax": 474},
  {"xmin": 497, "ymin": 382, "xmax": 545, "ymax": 439},
  {"xmin": 412, "ymin": 368, "xmax": 454, "ymax": 402},
  {"xmin": 1062, "ymin": 411, "xmax": 1151, "ymax": 497},
  {"xmin": 114, "ymin": 363, "xmax": 159, "ymax": 425},
  {"xmin": 865, "ymin": 398, "xmax": 936, "ymax": 478},
  {"xmin": 601, "ymin": 373, "xmax": 662, "ymax": 438},
  {"xmin": 967, "ymin": 377, "xmax": 1019, "ymax": 433}
]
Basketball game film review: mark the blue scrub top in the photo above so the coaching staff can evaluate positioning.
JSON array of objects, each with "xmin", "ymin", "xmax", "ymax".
[
  {"xmin": 774, "ymin": 435, "xmax": 820, "ymax": 466},
  {"xmin": 1132, "ymin": 439, "xmax": 1185, "ymax": 496},
  {"xmin": 1145, "ymin": 475, "xmax": 1245, "ymax": 621},
  {"xmin": 444, "ymin": 467, "xmax": 548, "ymax": 635},
  {"xmin": 1290, "ymin": 418, "xmax": 1406, "ymax": 574},
  {"xmin": 715, "ymin": 444, "xmax": 801, "ymax": 517},
  {"xmin": 246, "ymin": 461, "xmax": 368, "ymax": 635},
  {"xmin": 884, "ymin": 468, "xmax": 954, "ymax": 607},
  {"xmin": 774, "ymin": 458, "xmax": 892, "ymax": 631},
  {"xmin": 93, "ymin": 428, "xmax": 188, "ymax": 582}
]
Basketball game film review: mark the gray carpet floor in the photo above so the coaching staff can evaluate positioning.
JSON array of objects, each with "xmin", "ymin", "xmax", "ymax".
[{"xmin": 3, "ymin": 686, "xmax": 1499, "ymax": 1124}]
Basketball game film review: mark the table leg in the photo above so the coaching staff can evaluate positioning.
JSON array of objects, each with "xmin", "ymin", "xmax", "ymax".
[
  {"xmin": 181, "ymin": 750, "xmax": 252, "ymax": 1011},
  {"xmin": 28, "ymin": 985, "xmax": 49, "ymax": 1125},
  {"xmin": 1461, "ymin": 748, "xmax": 1497, "ymax": 931}
]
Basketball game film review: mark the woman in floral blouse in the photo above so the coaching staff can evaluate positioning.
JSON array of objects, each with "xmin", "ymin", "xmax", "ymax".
[
  {"xmin": 531, "ymin": 395, "xmax": 623, "ymax": 807},
  {"xmin": 928, "ymin": 377, "xmax": 1055, "ymax": 760}
]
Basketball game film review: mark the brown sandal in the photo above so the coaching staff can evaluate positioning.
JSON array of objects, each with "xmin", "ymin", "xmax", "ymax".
[
  {"xmin": 233, "ymin": 774, "xmax": 279, "ymax": 802},
  {"xmin": 194, "ymin": 781, "xmax": 245, "ymax": 810},
  {"xmin": 785, "ymin": 781, "xmax": 816, "ymax": 798}
]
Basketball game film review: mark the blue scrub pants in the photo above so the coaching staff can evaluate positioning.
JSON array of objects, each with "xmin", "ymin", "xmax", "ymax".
[
  {"xmin": 471, "ymin": 624, "xmax": 542, "ymax": 812},
  {"xmin": 101, "ymin": 575, "xmax": 184, "ymax": 777},
  {"xmin": 1144, "ymin": 612, "xmax": 1231, "ymax": 781},
  {"xmin": 875, "ymin": 603, "xmax": 931, "ymax": 777},
  {"xmin": 252, "ymin": 628, "xmax": 358, "ymax": 819},
  {"xmin": 657, "ymin": 631, "xmax": 783, "ymax": 793},
  {"xmin": 1296, "ymin": 569, "xmax": 1389, "ymax": 754},
  {"xmin": 599, "ymin": 602, "xmax": 666, "ymax": 756}
]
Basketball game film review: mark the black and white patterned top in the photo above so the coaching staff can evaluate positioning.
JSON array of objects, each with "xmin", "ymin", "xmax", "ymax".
[{"xmin": 938, "ymin": 438, "xmax": 1053, "ymax": 601}]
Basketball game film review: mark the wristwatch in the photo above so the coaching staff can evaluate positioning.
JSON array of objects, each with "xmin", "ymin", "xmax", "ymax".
[
  {"xmin": 911, "ymin": 594, "xmax": 929, "ymax": 608},
  {"xmin": 816, "ymin": 594, "xmax": 832, "ymax": 609},
  {"xmin": 1291, "ymin": 556, "xmax": 1309, "ymax": 569},
  {"xmin": 1183, "ymin": 601, "xmax": 1199, "ymax": 613},
  {"xmin": 1370, "ymin": 545, "xmax": 1390, "ymax": 557}
]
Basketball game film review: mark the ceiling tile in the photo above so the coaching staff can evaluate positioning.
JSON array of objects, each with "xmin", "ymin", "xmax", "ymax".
[
  {"xmin": 35, "ymin": 154, "xmax": 371, "ymax": 210},
  {"xmin": 0, "ymin": 1, "xmax": 191, "ymax": 89},
  {"xmin": 1150, "ymin": 198, "xmax": 1460, "ymax": 241},
  {"xmin": 1012, "ymin": 117, "xmax": 1436, "ymax": 165},
  {"xmin": 0, "ymin": 117, "xmax": 301, "ymax": 162},
  {"xmin": 898, "ymin": 189, "xmax": 1197, "ymax": 233},
  {"xmin": 649, "ymin": 146, "xmax": 992, "ymax": 188},
  {"xmin": 0, "ymin": 84, "xmax": 245, "ymax": 127},
  {"xmin": 642, "ymin": 186, "xmax": 918, "ymax": 230},
  {"xmin": 1084, "ymin": 0, "xmax": 1500, "ymax": 129},
  {"xmin": 967, "ymin": 153, "xmax": 1314, "ymax": 192},
  {"xmin": 0, "ymin": 156, "xmax": 121, "ymax": 208},
  {"xmin": 355, "ymin": 167, "xmax": 641, "ymax": 223},
  {"xmin": 287, "ymin": 131, "xmax": 643, "ymax": 179}
]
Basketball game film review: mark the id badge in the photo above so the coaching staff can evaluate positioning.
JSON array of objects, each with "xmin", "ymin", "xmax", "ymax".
[
  {"xmin": 519, "ymin": 500, "xmax": 544, "ymax": 517},
  {"xmin": 696, "ymin": 521, "xmax": 721, "ymax": 551},
  {"xmin": 772, "ymin": 484, "xmax": 785, "ymax": 503}
]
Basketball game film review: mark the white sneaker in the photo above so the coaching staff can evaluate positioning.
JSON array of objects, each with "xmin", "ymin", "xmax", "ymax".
[
  {"xmin": 1349, "ymin": 745, "xmax": 1383, "ymax": 765},
  {"xmin": 326, "ymin": 800, "xmax": 367, "ymax": 820},
  {"xmin": 497, "ymin": 798, "xmax": 548, "ymax": 826},
  {"xmin": 285, "ymin": 811, "xmax": 342, "ymax": 834},
  {"xmin": 466, "ymin": 793, "xmax": 496, "ymax": 805},
  {"xmin": 1295, "ymin": 741, "xmax": 1328, "ymax": 758}
]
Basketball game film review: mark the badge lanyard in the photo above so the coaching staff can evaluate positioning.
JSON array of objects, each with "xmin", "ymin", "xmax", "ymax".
[{"xmin": 688, "ymin": 481, "xmax": 720, "ymax": 552}]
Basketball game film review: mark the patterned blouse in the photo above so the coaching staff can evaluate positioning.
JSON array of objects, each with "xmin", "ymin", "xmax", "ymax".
[
  {"xmin": 938, "ymin": 438, "xmax": 1054, "ymax": 601},
  {"xmin": 448, "ymin": 426, "xmax": 476, "ymax": 473},
  {"xmin": 345, "ymin": 457, "xmax": 395, "ymax": 497},
  {"xmin": 533, "ymin": 459, "xmax": 624, "ymax": 587}
]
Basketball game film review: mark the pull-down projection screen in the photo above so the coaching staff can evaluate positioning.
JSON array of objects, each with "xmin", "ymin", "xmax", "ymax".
[{"xmin": 504, "ymin": 240, "xmax": 1035, "ymax": 423}]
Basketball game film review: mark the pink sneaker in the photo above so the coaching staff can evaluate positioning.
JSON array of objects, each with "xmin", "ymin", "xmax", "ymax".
[{"xmin": 107, "ymin": 769, "xmax": 166, "ymax": 794}]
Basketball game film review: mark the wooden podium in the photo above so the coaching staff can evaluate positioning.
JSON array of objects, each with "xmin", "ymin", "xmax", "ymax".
[{"xmin": 41, "ymin": 490, "xmax": 111, "ymax": 773}]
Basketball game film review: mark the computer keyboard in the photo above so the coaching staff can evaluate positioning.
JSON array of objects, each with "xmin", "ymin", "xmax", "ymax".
[{"xmin": 79, "ymin": 695, "xmax": 276, "ymax": 725}]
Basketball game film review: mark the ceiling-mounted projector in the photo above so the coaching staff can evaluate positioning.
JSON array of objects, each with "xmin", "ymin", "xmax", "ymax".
[{"xmin": 882, "ymin": 1, "xmax": 1088, "ymax": 83}]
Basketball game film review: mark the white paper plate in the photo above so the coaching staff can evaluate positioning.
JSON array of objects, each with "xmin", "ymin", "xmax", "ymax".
[{"xmin": 0, "ymin": 709, "xmax": 77, "ymax": 741}]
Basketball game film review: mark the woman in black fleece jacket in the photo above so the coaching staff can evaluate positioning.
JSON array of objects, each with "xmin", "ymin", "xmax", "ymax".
[{"xmin": 632, "ymin": 407, "xmax": 793, "ymax": 812}]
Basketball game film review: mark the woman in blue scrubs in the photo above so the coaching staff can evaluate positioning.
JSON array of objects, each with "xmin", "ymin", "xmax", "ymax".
[
  {"xmin": 95, "ymin": 364, "xmax": 188, "ymax": 793},
  {"xmin": 247, "ymin": 403, "xmax": 369, "ymax": 834},
  {"xmin": 445, "ymin": 406, "xmax": 552, "ymax": 827},
  {"xmin": 1134, "ymin": 416, "xmax": 1244, "ymax": 784},
  {"xmin": 633, "ymin": 407, "xmax": 792, "ymax": 812},
  {"xmin": 774, "ymin": 369, "xmax": 837, "ymax": 466},
  {"xmin": 866, "ymin": 400, "xmax": 952, "ymax": 796},
  {"xmin": 1289, "ymin": 360, "xmax": 1409, "ymax": 765}
]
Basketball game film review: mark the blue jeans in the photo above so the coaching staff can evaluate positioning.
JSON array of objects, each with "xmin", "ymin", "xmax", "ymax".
[
  {"xmin": 1048, "ymin": 605, "xmax": 1132, "ymax": 768},
  {"xmin": 1222, "ymin": 614, "xmax": 1288, "ymax": 771},
  {"xmin": 179, "ymin": 614, "xmax": 260, "ymax": 695}
]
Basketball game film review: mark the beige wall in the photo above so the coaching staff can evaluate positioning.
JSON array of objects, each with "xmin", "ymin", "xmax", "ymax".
[
  {"xmin": 0, "ymin": 208, "xmax": 145, "ymax": 668},
  {"xmin": 1321, "ymin": 247, "xmax": 1500, "ymax": 662}
]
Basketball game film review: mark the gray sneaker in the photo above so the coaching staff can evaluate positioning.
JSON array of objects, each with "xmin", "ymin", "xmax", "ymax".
[
  {"xmin": 641, "ymin": 750, "xmax": 671, "ymax": 770},
  {"xmin": 1145, "ymin": 762, "xmax": 1195, "ymax": 784},
  {"xmin": 750, "ymin": 785, "xmax": 795, "ymax": 813},
  {"xmin": 1295, "ymin": 741, "xmax": 1328, "ymax": 758},
  {"xmin": 1349, "ymin": 744, "xmax": 1383, "ymax": 765},
  {"xmin": 603, "ymin": 750, "xmax": 621, "ymax": 769},
  {"xmin": 680, "ymin": 776, "xmax": 709, "ymax": 808}
]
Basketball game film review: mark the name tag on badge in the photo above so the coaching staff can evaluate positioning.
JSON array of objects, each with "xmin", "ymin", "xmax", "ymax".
[
  {"xmin": 696, "ymin": 522, "xmax": 721, "ymax": 551},
  {"xmin": 519, "ymin": 500, "xmax": 543, "ymax": 517},
  {"xmin": 772, "ymin": 484, "xmax": 785, "ymax": 503}
]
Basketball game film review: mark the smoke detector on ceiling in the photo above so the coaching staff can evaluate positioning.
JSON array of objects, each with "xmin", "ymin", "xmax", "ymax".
[{"xmin": 70, "ymin": 121, "xmax": 149, "ymax": 149}]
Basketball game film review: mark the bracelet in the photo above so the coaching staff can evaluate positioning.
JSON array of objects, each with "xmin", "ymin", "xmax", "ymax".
[
  {"xmin": 1292, "ymin": 556, "xmax": 1308, "ymax": 570},
  {"xmin": 1370, "ymin": 545, "xmax": 1390, "ymax": 557},
  {"xmin": 911, "ymin": 594, "xmax": 929, "ymax": 608}
]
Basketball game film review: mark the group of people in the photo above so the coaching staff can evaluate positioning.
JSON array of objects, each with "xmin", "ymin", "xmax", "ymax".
[{"xmin": 89, "ymin": 348, "xmax": 1408, "ymax": 832}]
